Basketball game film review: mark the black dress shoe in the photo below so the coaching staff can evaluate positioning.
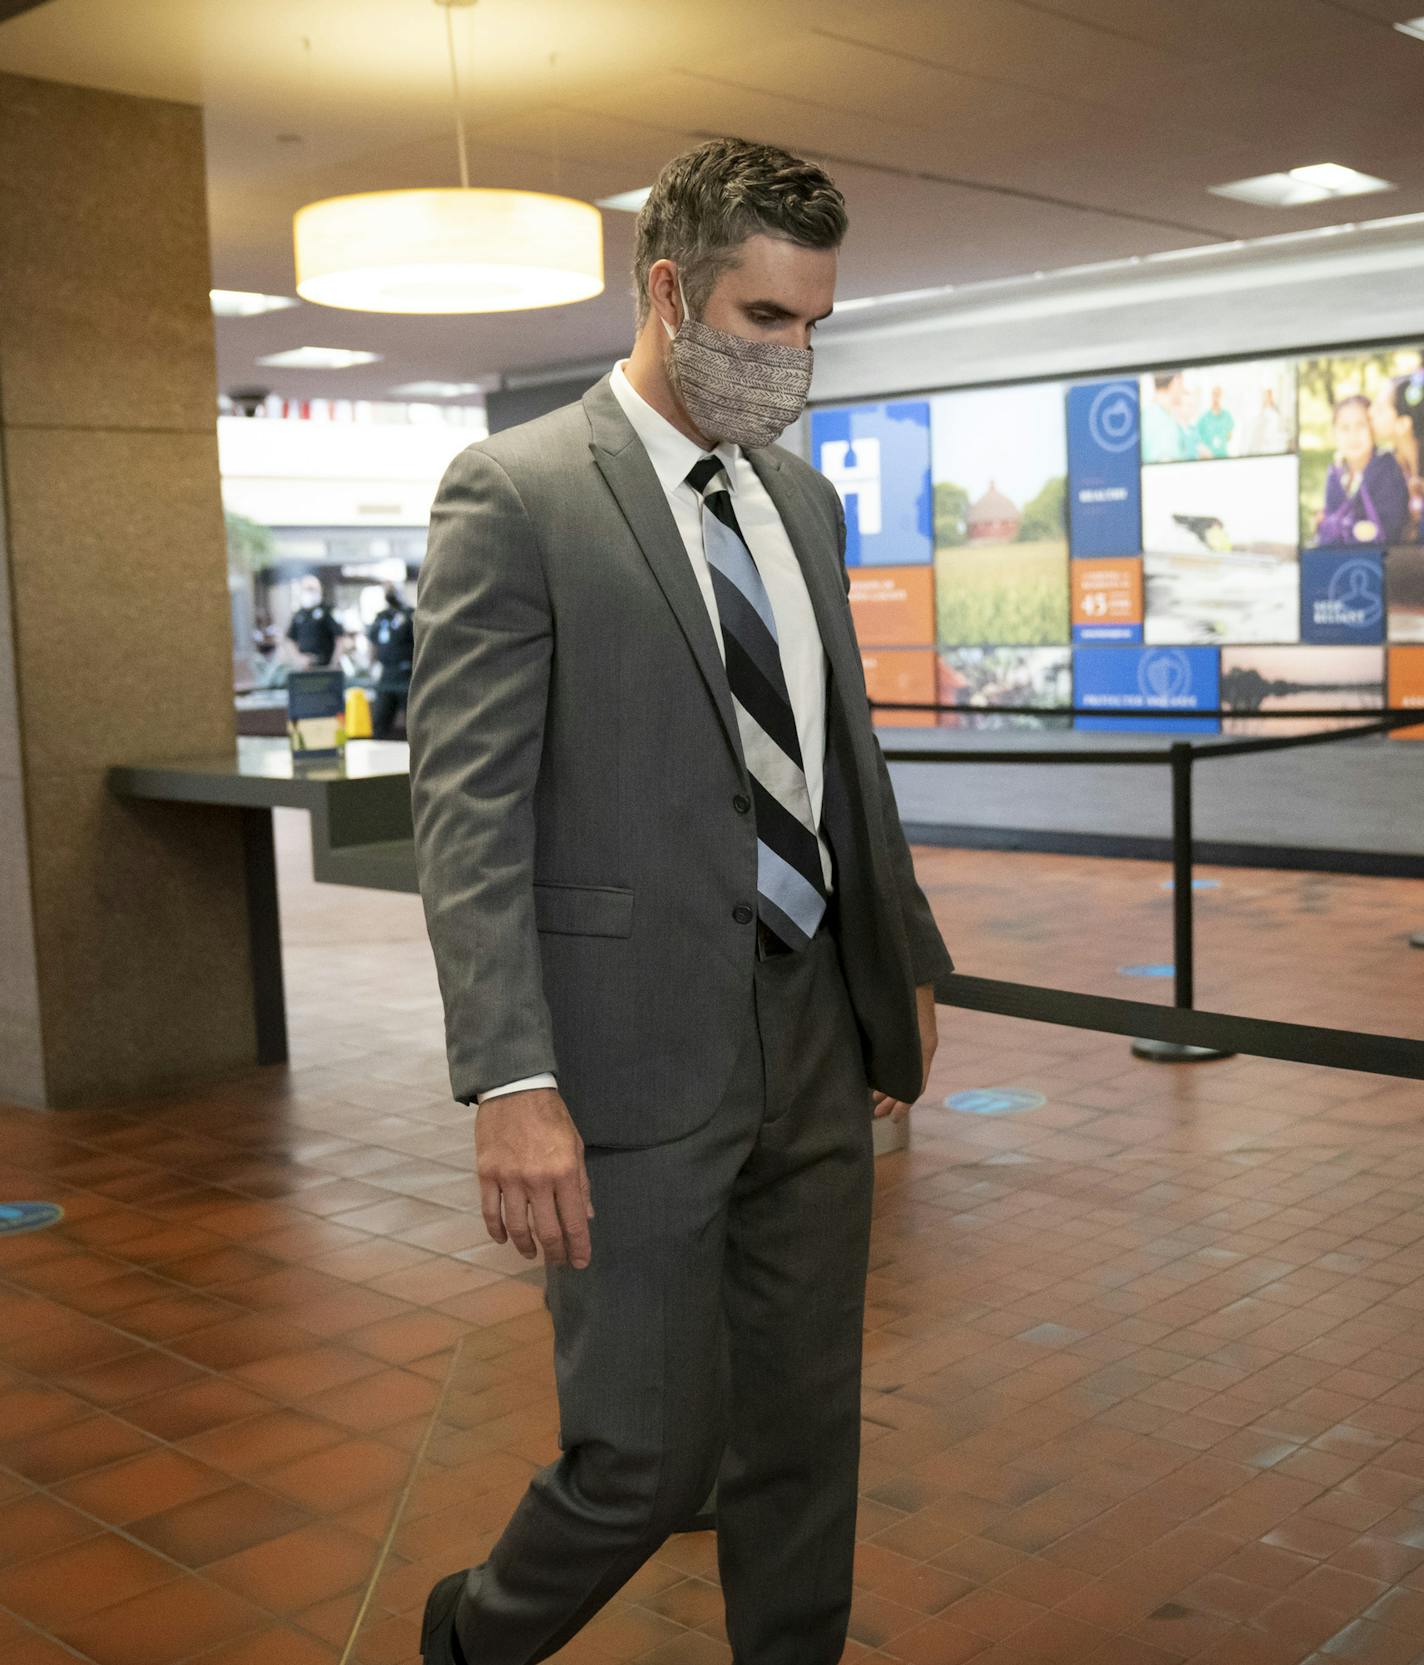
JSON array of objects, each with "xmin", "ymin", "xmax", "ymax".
[{"xmin": 420, "ymin": 1570, "xmax": 469, "ymax": 1665}]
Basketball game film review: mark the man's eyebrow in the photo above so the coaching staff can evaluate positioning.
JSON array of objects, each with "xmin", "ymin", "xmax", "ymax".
[{"xmin": 742, "ymin": 299, "xmax": 835, "ymax": 322}]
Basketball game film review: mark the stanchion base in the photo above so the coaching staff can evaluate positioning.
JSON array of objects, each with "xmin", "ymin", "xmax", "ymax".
[
  {"xmin": 1131, "ymin": 1038, "xmax": 1234, "ymax": 1064},
  {"xmin": 1411, "ymin": 932, "xmax": 1424, "ymax": 950}
]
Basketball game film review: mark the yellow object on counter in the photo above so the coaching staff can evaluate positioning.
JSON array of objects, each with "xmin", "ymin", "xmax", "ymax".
[{"xmin": 345, "ymin": 684, "xmax": 373, "ymax": 740}]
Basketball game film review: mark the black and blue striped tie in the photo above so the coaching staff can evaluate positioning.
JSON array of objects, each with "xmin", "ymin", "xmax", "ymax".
[{"xmin": 687, "ymin": 454, "xmax": 828, "ymax": 951}]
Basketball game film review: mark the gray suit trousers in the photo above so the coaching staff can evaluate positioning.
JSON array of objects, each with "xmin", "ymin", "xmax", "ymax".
[{"xmin": 453, "ymin": 922, "xmax": 875, "ymax": 1665}]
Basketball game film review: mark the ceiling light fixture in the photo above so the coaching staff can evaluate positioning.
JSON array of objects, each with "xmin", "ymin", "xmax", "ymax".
[
  {"xmin": 1208, "ymin": 163, "xmax": 1394, "ymax": 207},
  {"xmin": 256, "ymin": 346, "xmax": 383, "ymax": 369},
  {"xmin": 595, "ymin": 186, "xmax": 652, "ymax": 213},
  {"xmin": 388, "ymin": 380, "xmax": 488, "ymax": 397},
  {"xmin": 292, "ymin": 0, "xmax": 603, "ymax": 314},
  {"xmin": 1395, "ymin": 15, "xmax": 1424, "ymax": 39},
  {"xmin": 211, "ymin": 289, "xmax": 300, "ymax": 317}
]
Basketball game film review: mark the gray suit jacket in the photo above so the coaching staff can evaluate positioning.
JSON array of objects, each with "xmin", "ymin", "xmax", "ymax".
[{"xmin": 408, "ymin": 373, "xmax": 954, "ymax": 1148}]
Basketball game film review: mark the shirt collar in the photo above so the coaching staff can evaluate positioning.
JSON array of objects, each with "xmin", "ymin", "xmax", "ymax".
[{"xmin": 609, "ymin": 360, "xmax": 738, "ymax": 497}]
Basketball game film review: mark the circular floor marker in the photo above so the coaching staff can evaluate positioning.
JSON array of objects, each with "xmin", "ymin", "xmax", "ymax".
[
  {"xmin": 0, "ymin": 1202, "xmax": 64, "ymax": 1236},
  {"xmin": 945, "ymin": 1089, "xmax": 1047, "ymax": 1116},
  {"xmin": 1119, "ymin": 963, "xmax": 1174, "ymax": 978}
]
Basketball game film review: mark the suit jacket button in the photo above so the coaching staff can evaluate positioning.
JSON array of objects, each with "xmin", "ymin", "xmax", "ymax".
[
  {"xmin": 732, "ymin": 903, "xmax": 753, "ymax": 925},
  {"xmin": 733, "ymin": 793, "xmax": 751, "ymax": 815}
]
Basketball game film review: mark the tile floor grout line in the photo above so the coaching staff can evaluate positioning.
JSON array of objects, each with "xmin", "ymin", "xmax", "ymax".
[{"xmin": 337, "ymin": 1331, "xmax": 468, "ymax": 1665}]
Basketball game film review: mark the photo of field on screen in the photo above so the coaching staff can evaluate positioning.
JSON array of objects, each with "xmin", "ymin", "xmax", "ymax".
[{"xmin": 931, "ymin": 382, "xmax": 1070, "ymax": 646}]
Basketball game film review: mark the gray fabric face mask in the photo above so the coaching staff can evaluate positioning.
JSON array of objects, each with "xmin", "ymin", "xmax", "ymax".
[{"xmin": 661, "ymin": 275, "xmax": 813, "ymax": 449}]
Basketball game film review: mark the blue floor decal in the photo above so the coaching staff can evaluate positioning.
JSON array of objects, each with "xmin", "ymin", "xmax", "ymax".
[
  {"xmin": 945, "ymin": 1089, "xmax": 1047, "ymax": 1116},
  {"xmin": 0, "ymin": 1202, "xmax": 64, "ymax": 1235}
]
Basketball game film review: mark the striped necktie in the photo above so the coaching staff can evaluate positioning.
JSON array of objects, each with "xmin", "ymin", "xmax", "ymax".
[{"xmin": 686, "ymin": 453, "xmax": 828, "ymax": 952}]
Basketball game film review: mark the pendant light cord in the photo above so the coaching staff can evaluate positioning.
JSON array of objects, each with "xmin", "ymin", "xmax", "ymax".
[{"xmin": 444, "ymin": 2, "xmax": 471, "ymax": 190}]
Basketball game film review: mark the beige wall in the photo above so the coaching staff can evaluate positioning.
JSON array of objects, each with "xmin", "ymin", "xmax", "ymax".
[{"xmin": 0, "ymin": 72, "xmax": 256, "ymax": 1108}]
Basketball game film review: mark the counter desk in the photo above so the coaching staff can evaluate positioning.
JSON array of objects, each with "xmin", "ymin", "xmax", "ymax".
[{"xmin": 109, "ymin": 738, "xmax": 416, "ymax": 1067}]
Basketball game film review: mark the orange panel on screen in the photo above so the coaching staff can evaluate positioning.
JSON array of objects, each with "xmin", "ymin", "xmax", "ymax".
[
  {"xmin": 1388, "ymin": 645, "xmax": 1424, "ymax": 739},
  {"xmin": 1072, "ymin": 557, "xmax": 1143, "ymax": 632},
  {"xmin": 848, "ymin": 566, "xmax": 936, "ymax": 646},
  {"xmin": 861, "ymin": 648, "xmax": 937, "ymax": 728}
]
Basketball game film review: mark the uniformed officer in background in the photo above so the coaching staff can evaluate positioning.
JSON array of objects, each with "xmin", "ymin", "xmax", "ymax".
[
  {"xmin": 285, "ymin": 575, "xmax": 353, "ymax": 668},
  {"xmin": 368, "ymin": 582, "xmax": 415, "ymax": 739}
]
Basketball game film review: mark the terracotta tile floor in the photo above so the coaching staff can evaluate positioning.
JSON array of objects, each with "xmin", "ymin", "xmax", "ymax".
[{"xmin": 0, "ymin": 808, "xmax": 1421, "ymax": 1663}]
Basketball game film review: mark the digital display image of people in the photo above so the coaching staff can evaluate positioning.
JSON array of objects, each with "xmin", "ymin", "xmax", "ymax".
[
  {"xmin": 1300, "ymin": 349, "xmax": 1424, "ymax": 549},
  {"xmin": 1139, "ymin": 359, "xmax": 1296, "ymax": 465}
]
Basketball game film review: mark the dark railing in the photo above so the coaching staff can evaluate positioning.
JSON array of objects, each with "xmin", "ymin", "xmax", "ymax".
[{"xmin": 871, "ymin": 706, "xmax": 1424, "ymax": 1080}]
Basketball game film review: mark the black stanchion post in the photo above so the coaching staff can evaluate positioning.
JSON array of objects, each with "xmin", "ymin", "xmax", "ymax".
[
  {"xmin": 1171, "ymin": 742, "xmax": 1194, "ymax": 1011},
  {"xmin": 1132, "ymin": 742, "xmax": 1233, "ymax": 1065}
]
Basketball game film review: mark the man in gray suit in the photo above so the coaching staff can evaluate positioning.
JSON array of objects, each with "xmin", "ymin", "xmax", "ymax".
[{"xmin": 410, "ymin": 137, "xmax": 954, "ymax": 1665}]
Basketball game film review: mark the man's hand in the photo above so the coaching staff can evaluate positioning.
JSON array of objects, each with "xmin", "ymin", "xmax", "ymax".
[
  {"xmin": 475, "ymin": 1088, "xmax": 594, "ymax": 1269},
  {"xmin": 871, "ymin": 982, "xmax": 938, "ymax": 1123}
]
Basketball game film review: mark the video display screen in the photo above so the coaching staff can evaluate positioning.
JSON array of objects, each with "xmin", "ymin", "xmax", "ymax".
[{"xmin": 812, "ymin": 338, "xmax": 1422, "ymax": 733}]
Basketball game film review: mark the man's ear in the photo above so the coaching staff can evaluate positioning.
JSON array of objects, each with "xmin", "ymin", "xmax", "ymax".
[{"xmin": 647, "ymin": 258, "xmax": 682, "ymax": 335}]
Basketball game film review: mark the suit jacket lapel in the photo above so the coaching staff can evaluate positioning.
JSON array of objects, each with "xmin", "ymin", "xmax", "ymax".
[{"xmin": 583, "ymin": 377, "xmax": 744, "ymax": 773}]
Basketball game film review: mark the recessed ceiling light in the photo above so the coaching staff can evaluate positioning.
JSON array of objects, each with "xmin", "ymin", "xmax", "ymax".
[
  {"xmin": 1395, "ymin": 15, "xmax": 1424, "ymax": 40},
  {"xmin": 210, "ymin": 288, "xmax": 300, "ymax": 318},
  {"xmin": 1208, "ymin": 164, "xmax": 1394, "ymax": 206},
  {"xmin": 255, "ymin": 346, "xmax": 382, "ymax": 369},
  {"xmin": 595, "ymin": 186, "xmax": 652, "ymax": 213},
  {"xmin": 1288, "ymin": 162, "xmax": 1392, "ymax": 194},
  {"xmin": 388, "ymin": 380, "xmax": 485, "ymax": 398},
  {"xmin": 1209, "ymin": 173, "xmax": 1330, "ymax": 206}
]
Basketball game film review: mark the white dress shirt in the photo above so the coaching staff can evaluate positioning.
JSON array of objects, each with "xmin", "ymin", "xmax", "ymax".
[{"xmin": 478, "ymin": 361, "xmax": 831, "ymax": 1105}]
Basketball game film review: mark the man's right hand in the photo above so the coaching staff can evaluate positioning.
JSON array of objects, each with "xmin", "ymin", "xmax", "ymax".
[{"xmin": 475, "ymin": 1088, "xmax": 594, "ymax": 1270}]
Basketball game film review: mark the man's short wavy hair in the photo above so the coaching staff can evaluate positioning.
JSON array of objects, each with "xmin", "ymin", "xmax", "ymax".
[{"xmin": 633, "ymin": 137, "xmax": 847, "ymax": 329}]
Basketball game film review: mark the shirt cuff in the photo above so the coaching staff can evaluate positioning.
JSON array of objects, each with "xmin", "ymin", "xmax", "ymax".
[{"xmin": 476, "ymin": 1073, "xmax": 558, "ymax": 1104}]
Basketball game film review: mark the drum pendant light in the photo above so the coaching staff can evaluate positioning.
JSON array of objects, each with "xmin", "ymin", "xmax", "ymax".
[{"xmin": 293, "ymin": 0, "xmax": 603, "ymax": 314}]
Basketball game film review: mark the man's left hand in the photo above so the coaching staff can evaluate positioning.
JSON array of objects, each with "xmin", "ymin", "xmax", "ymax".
[{"xmin": 870, "ymin": 982, "xmax": 937, "ymax": 1122}]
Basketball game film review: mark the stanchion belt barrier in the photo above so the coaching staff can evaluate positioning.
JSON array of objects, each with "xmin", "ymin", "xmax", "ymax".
[
  {"xmin": 941, "ymin": 974, "xmax": 1424, "ymax": 1081},
  {"xmin": 868, "ymin": 705, "xmax": 1424, "ymax": 1081}
]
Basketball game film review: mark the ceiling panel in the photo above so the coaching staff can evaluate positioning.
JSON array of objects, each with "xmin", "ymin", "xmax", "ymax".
[
  {"xmin": 811, "ymin": 0, "xmax": 1183, "ymax": 106},
  {"xmin": 996, "ymin": 0, "xmax": 1350, "ymax": 62},
  {"xmin": 1336, "ymin": 0, "xmax": 1424, "ymax": 18},
  {"xmin": 4, "ymin": 0, "xmax": 1424, "ymax": 398},
  {"xmin": 1264, "ymin": 29, "xmax": 1424, "ymax": 111}
]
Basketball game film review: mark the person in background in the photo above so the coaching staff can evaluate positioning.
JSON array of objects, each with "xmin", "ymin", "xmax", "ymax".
[
  {"xmin": 1142, "ymin": 370, "xmax": 1196, "ymax": 462},
  {"xmin": 1246, "ymin": 385, "xmax": 1288, "ymax": 454},
  {"xmin": 1315, "ymin": 393, "xmax": 1411, "ymax": 547},
  {"xmin": 368, "ymin": 583, "xmax": 415, "ymax": 739},
  {"xmin": 253, "ymin": 613, "xmax": 277, "ymax": 663},
  {"xmin": 1394, "ymin": 357, "xmax": 1424, "ymax": 481},
  {"xmin": 1387, "ymin": 360, "xmax": 1424, "ymax": 539},
  {"xmin": 1196, "ymin": 385, "xmax": 1235, "ymax": 457},
  {"xmin": 285, "ymin": 574, "xmax": 353, "ymax": 668}
]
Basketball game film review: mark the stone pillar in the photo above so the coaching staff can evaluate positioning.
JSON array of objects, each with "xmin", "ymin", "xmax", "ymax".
[{"xmin": 0, "ymin": 72, "xmax": 255, "ymax": 1109}]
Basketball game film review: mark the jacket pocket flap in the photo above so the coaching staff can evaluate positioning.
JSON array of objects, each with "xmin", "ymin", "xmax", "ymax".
[{"xmin": 533, "ymin": 881, "xmax": 634, "ymax": 938}]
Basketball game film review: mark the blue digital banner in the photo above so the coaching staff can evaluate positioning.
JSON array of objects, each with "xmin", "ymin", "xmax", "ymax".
[
  {"xmin": 1074, "ymin": 619, "xmax": 1144, "ymax": 645},
  {"xmin": 811, "ymin": 401, "xmax": 932, "ymax": 567},
  {"xmin": 1074, "ymin": 645, "xmax": 1220, "ymax": 733},
  {"xmin": 1066, "ymin": 380, "xmax": 1141, "ymax": 558},
  {"xmin": 1299, "ymin": 549, "xmax": 1385, "ymax": 644}
]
